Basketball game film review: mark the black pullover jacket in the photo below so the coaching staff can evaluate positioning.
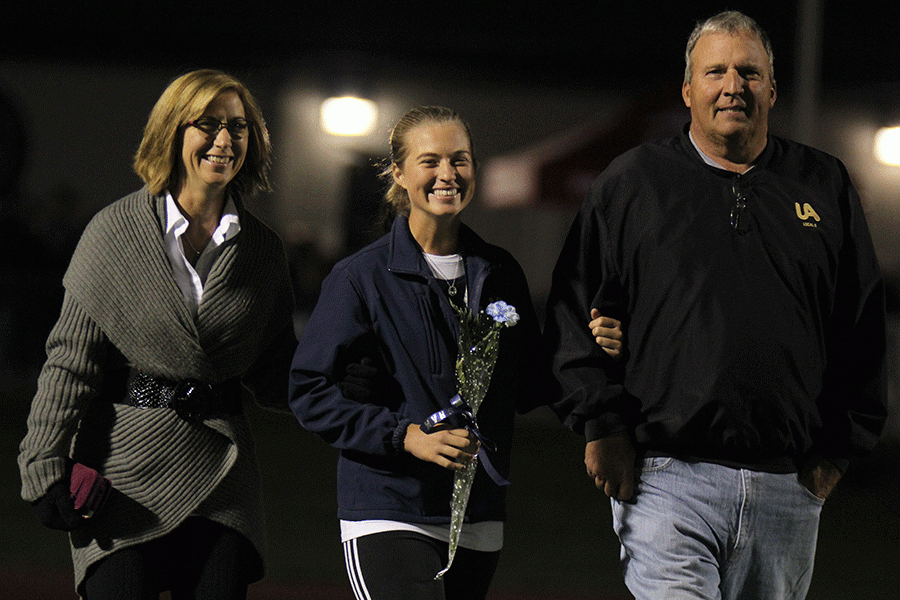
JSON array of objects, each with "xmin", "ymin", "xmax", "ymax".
[{"xmin": 544, "ymin": 125, "xmax": 887, "ymax": 473}]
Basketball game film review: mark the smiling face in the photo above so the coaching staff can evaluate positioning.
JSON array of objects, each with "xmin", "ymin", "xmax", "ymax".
[
  {"xmin": 682, "ymin": 31, "xmax": 776, "ymax": 164},
  {"xmin": 392, "ymin": 120, "xmax": 475, "ymax": 227},
  {"xmin": 178, "ymin": 90, "xmax": 247, "ymax": 198}
]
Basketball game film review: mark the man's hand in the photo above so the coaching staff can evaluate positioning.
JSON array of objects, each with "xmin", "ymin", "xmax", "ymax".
[
  {"xmin": 404, "ymin": 424, "xmax": 480, "ymax": 471},
  {"xmin": 589, "ymin": 309, "xmax": 624, "ymax": 359},
  {"xmin": 585, "ymin": 431, "xmax": 635, "ymax": 500},
  {"xmin": 799, "ymin": 457, "xmax": 842, "ymax": 500}
]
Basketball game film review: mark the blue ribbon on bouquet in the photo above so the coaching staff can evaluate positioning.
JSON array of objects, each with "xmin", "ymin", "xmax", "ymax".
[{"xmin": 421, "ymin": 394, "xmax": 510, "ymax": 487}]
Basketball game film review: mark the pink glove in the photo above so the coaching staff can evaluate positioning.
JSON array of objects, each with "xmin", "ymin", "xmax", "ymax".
[{"xmin": 69, "ymin": 463, "xmax": 111, "ymax": 517}]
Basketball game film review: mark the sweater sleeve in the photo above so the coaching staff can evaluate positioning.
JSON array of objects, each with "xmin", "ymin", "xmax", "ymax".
[
  {"xmin": 288, "ymin": 266, "xmax": 404, "ymax": 456},
  {"xmin": 543, "ymin": 189, "xmax": 635, "ymax": 442},
  {"xmin": 18, "ymin": 292, "xmax": 109, "ymax": 501}
]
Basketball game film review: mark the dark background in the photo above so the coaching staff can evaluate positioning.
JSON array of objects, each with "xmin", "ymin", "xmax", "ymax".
[
  {"xmin": 5, "ymin": 1, "xmax": 899, "ymax": 88},
  {"xmin": 2, "ymin": 1, "xmax": 899, "ymax": 598}
]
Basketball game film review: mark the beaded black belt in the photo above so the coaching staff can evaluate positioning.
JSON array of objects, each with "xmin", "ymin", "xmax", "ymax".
[{"xmin": 122, "ymin": 370, "xmax": 242, "ymax": 422}]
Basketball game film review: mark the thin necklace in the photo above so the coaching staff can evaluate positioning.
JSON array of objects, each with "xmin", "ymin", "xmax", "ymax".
[
  {"xmin": 448, "ymin": 277, "xmax": 468, "ymax": 306},
  {"xmin": 182, "ymin": 234, "xmax": 203, "ymax": 257}
]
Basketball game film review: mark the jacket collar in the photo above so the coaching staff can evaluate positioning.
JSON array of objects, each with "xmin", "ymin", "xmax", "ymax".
[
  {"xmin": 387, "ymin": 216, "xmax": 427, "ymax": 276},
  {"xmin": 386, "ymin": 216, "xmax": 494, "ymax": 309},
  {"xmin": 679, "ymin": 122, "xmax": 775, "ymax": 175},
  {"xmin": 387, "ymin": 216, "xmax": 488, "ymax": 274}
]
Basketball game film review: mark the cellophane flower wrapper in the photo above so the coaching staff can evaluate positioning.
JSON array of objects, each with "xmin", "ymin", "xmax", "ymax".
[{"xmin": 435, "ymin": 301, "xmax": 518, "ymax": 579}]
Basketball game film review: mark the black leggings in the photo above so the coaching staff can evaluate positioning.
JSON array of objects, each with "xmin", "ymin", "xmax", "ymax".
[
  {"xmin": 82, "ymin": 517, "xmax": 254, "ymax": 600},
  {"xmin": 343, "ymin": 530, "xmax": 501, "ymax": 600}
]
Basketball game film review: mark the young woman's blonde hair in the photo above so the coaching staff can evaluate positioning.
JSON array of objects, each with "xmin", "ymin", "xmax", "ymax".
[
  {"xmin": 133, "ymin": 69, "xmax": 272, "ymax": 197},
  {"xmin": 379, "ymin": 106, "xmax": 476, "ymax": 221}
]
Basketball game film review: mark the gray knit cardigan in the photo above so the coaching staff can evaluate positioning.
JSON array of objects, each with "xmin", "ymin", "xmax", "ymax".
[{"xmin": 18, "ymin": 187, "xmax": 296, "ymax": 595}]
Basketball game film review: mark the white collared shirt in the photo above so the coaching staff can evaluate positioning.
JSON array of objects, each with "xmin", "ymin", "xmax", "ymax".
[{"xmin": 163, "ymin": 191, "xmax": 241, "ymax": 317}]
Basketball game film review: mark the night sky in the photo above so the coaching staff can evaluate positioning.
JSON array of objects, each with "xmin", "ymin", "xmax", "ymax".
[{"xmin": 5, "ymin": 2, "xmax": 899, "ymax": 91}]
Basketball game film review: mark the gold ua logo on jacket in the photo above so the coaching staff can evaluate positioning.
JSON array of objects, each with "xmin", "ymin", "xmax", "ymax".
[{"xmin": 795, "ymin": 202, "xmax": 820, "ymax": 227}]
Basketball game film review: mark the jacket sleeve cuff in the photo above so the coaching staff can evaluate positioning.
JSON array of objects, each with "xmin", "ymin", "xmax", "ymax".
[
  {"xmin": 389, "ymin": 418, "xmax": 414, "ymax": 454},
  {"xmin": 583, "ymin": 414, "xmax": 630, "ymax": 443},
  {"xmin": 827, "ymin": 457, "xmax": 849, "ymax": 475},
  {"xmin": 805, "ymin": 449, "xmax": 849, "ymax": 475}
]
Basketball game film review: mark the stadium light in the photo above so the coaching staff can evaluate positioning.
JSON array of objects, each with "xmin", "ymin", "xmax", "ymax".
[
  {"xmin": 320, "ymin": 96, "xmax": 378, "ymax": 136},
  {"xmin": 874, "ymin": 126, "xmax": 900, "ymax": 166}
]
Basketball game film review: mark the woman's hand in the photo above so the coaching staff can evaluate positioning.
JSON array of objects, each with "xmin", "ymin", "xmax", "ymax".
[
  {"xmin": 32, "ymin": 479, "xmax": 83, "ymax": 531},
  {"xmin": 589, "ymin": 308, "xmax": 624, "ymax": 359},
  {"xmin": 404, "ymin": 423, "xmax": 479, "ymax": 471}
]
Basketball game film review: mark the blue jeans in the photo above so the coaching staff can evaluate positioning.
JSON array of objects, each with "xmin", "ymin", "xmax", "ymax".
[{"xmin": 611, "ymin": 457, "xmax": 824, "ymax": 600}]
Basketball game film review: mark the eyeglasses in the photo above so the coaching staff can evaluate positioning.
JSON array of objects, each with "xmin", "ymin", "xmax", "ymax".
[
  {"xmin": 730, "ymin": 176, "xmax": 751, "ymax": 234},
  {"xmin": 186, "ymin": 117, "xmax": 251, "ymax": 139}
]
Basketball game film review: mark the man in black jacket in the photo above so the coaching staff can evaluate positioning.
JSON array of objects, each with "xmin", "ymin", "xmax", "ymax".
[{"xmin": 544, "ymin": 10, "xmax": 886, "ymax": 599}]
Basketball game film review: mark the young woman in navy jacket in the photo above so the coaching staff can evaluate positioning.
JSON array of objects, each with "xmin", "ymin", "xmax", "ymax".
[
  {"xmin": 291, "ymin": 106, "xmax": 540, "ymax": 600},
  {"xmin": 290, "ymin": 106, "xmax": 623, "ymax": 600}
]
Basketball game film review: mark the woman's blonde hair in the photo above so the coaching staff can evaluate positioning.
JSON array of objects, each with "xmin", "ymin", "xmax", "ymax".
[
  {"xmin": 380, "ymin": 106, "xmax": 476, "ymax": 219},
  {"xmin": 133, "ymin": 69, "xmax": 272, "ymax": 197}
]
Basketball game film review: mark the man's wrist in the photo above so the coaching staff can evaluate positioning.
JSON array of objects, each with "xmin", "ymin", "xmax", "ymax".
[{"xmin": 584, "ymin": 417, "xmax": 628, "ymax": 443}]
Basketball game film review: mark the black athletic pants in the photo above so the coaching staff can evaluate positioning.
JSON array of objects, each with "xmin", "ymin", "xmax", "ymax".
[
  {"xmin": 343, "ymin": 530, "xmax": 501, "ymax": 600},
  {"xmin": 82, "ymin": 517, "xmax": 254, "ymax": 600}
]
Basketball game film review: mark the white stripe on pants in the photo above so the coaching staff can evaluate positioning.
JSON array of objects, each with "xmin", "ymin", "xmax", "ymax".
[{"xmin": 343, "ymin": 538, "xmax": 373, "ymax": 600}]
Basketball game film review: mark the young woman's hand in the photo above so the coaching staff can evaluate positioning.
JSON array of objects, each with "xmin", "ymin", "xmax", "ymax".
[
  {"xmin": 404, "ymin": 424, "xmax": 479, "ymax": 471},
  {"xmin": 589, "ymin": 308, "xmax": 624, "ymax": 359}
]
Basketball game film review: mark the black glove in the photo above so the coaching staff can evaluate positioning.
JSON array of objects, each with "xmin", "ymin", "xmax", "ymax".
[
  {"xmin": 337, "ymin": 356, "xmax": 403, "ymax": 409},
  {"xmin": 31, "ymin": 462, "xmax": 111, "ymax": 531},
  {"xmin": 337, "ymin": 357, "xmax": 384, "ymax": 402},
  {"xmin": 31, "ymin": 479, "xmax": 83, "ymax": 531}
]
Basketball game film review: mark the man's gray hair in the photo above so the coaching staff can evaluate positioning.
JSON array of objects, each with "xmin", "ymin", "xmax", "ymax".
[{"xmin": 684, "ymin": 10, "xmax": 775, "ymax": 84}]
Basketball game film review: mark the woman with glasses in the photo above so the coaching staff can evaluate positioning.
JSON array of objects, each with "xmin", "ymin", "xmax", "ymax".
[{"xmin": 18, "ymin": 69, "xmax": 296, "ymax": 599}]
